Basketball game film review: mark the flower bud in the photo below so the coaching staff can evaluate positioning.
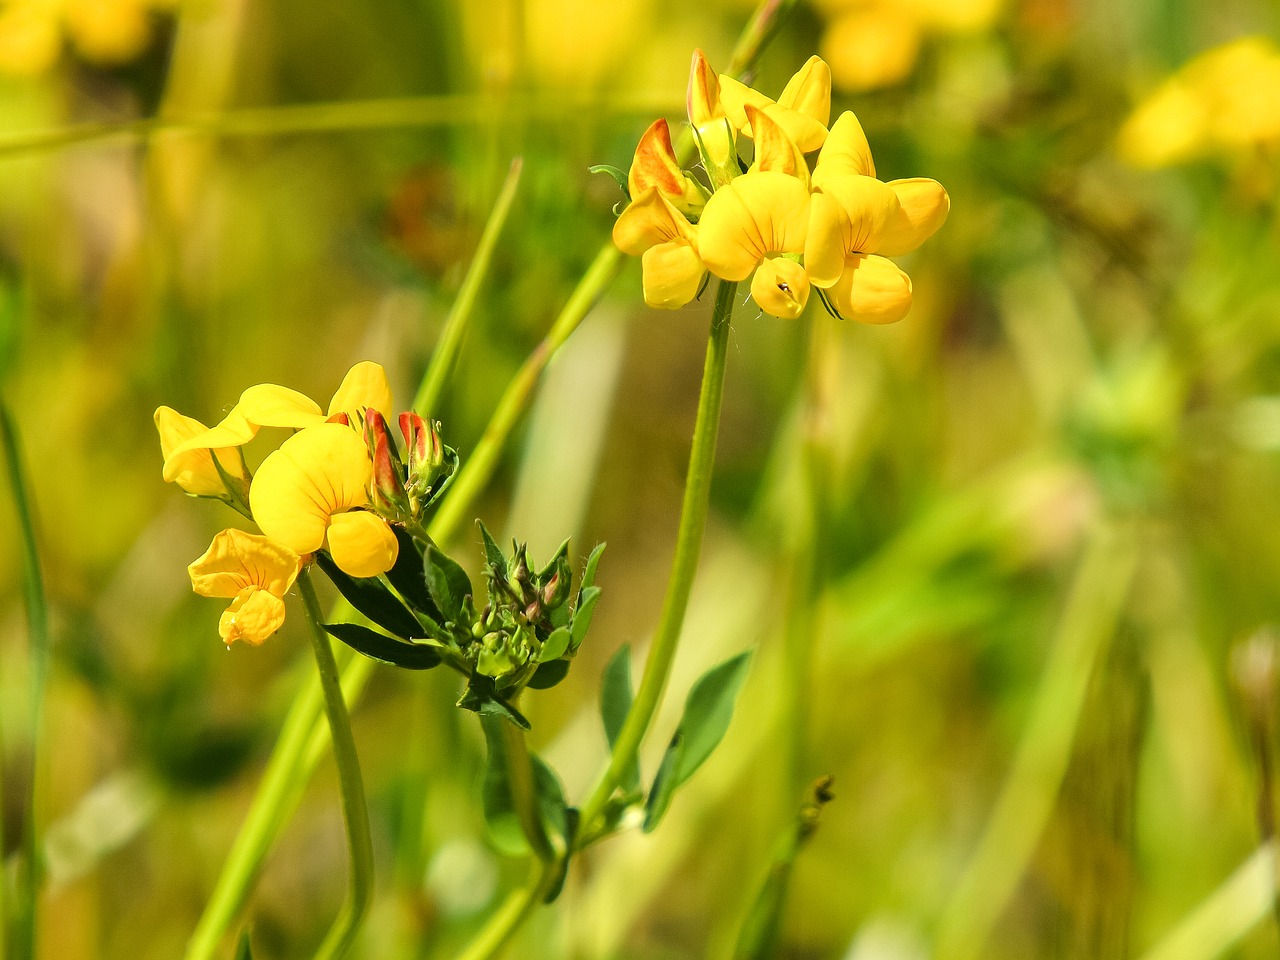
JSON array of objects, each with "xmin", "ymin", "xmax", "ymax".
[
  {"xmin": 541, "ymin": 556, "xmax": 572, "ymax": 610},
  {"xmin": 364, "ymin": 410, "xmax": 410, "ymax": 518},
  {"xmin": 398, "ymin": 411, "xmax": 448, "ymax": 498}
]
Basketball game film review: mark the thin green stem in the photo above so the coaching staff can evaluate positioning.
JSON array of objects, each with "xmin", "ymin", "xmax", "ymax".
[
  {"xmin": 935, "ymin": 519, "xmax": 1138, "ymax": 960},
  {"xmin": 0, "ymin": 402, "xmax": 50, "ymax": 960},
  {"xmin": 576, "ymin": 278, "xmax": 738, "ymax": 843},
  {"xmin": 297, "ymin": 570, "xmax": 375, "ymax": 960},
  {"xmin": 414, "ymin": 157, "xmax": 524, "ymax": 417},
  {"xmin": 452, "ymin": 861, "xmax": 556, "ymax": 960}
]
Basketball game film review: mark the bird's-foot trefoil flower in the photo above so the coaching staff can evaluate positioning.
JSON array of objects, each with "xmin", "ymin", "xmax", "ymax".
[
  {"xmin": 188, "ymin": 528, "xmax": 302, "ymax": 646},
  {"xmin": 155, "ymin": 406, "xmax": 250, "ymax": 503},
  {"xmin": 628, "ymin": 119, "xmax": 708, "ymax": 216},
  {"xmin": 717, "ymin": 54, "xmax": 832, "ymax": 153},
  {"xmin": 612, "ymin": 187, "xmax": 707, "ymax": 310}
]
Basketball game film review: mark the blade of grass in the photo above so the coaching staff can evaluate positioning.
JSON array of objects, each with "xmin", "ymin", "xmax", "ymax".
[
  {"xmin": 1137, "ymin": 842, "xmax": 1276, "ymax": 960},
  {"xmin": 935, "ymin": 519, "xmax": 1138, "ymax": 960},
  {"xmin": 0, "ymin": 401, "xmax": 50, "ymax": 960}
]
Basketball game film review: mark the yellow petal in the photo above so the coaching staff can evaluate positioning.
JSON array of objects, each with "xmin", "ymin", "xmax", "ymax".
[
  {"xmin": 827, "ymin": 254, "xmax": 913, "ymax": 325},
  {"xmin": 720, "ymin": 62, "xmax": 831, "ymax": 152},
  {"xmin": 327, "ymin": 511, "xmax": 399, "ymax": 578},
  {"xmin": 329, "ymin": 360, "xmax": 393, "ymax": 419},
  {"xmin": 698, "ymin": 172, "xmax": 811, "ymax": 281},
  {"xmin": 219, "ymin": 586, "xmax": 287, "ymax": 646},
  {"xmin": 777, "ymin": 55, "xmax": 832, "ymax": 128},
  {"xmin": 751, "ymin": 258, "xmax": 810, "ymax": 320},
  {"xmin": 746, "ymin": 105, "xmax": 809, "ymax": 184},
  {"xmin": 717, "ymin": 74, "xmax": 774, "ymax": 132},
  {"xmin": 156, "ymin": 406, "xmax": 246, "ymax": 497},
  {"xmin": 189, "ymin": 528, "xmax": 302, "ymax": 599},
  {"xmin": 814, "ymin": 111, "xmax": 876, "ymax": 183},
  {"xmin": 687, "ymin": 49, "xmax": 724, "ymax": 126},
  {"xmin": 613, "ymin": 187, "xmax": 694, "ymax": 256},
  {"xmin": 688, "ymin": 50, "xmax": 736, "ymax": 176},
  {"xmin": 236, "ymin": 383, "xmax": 325, "ymax": 429},
  {"xmin": 805, "ymin": 175, "xmax": 899, "ymax": 280},
  {"xmin": 876, "ymin": 178, "xmax": 950, "ymax": 256},
  {"xmin": 164, "ymin": 411, "xmax": 257, "ymax": 465},
  {"xmin": 250, "ymin": 423, "xmax": 373, "ymax": 556},
  {"xmin": 641, "ymin": 240, "xmax": 706, "ymax": 309},
  {"xmin": 627, "ymin": 119, "xmax": 705, "ymax": 215}
]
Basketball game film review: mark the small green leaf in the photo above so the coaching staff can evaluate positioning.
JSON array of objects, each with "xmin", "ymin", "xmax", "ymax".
[
  {"xmin": 537, "ymin": 538, "xmax": 571, "ymax": 580},
  {"xmin": 541, "ymin": 626, "xmax": 571, "ymax": 663},
  {"xmin": 235, "ymin": 930, "xmax": 254, "ymax": 960},
  {"xmin": 542, "ymin": 808, "xmax": 579, "ymax": 904},
  {"xmin": 588, "ymin": 164, "xmax": 630, "ymax": 198},
  {"xmin": 600, "ymin": 644, "xmax": 639, "ymax": 793},
  {"xmin": 532, "ymin": 754, "xmax": 568, "ymax": 845},
  {"xmin": 527, "ymin": 660, "xmax": 570, "ymax": 689},
  {"xmin": 384, "ymin": 527, "xmax": 441, "ymax": 620},
  {"xmin": 569, "ymin": 585, "xmax": 601, "ymax": 654},
  {"xmin": 459, "ymin": 676, "xmax": 531, "ymax": 729},
  {"xmin": 424, "ymin": 545, "xmax": 473, "ymax": 622},
  {"xmin": 477, "ymin": 520, "xmax": 507, "ymax": 577},
  {"xmin": 642, "ymin": 651, "xmax": 752, "ymax": 831},
  {"xmin": 323, "ymin": 623, "xmax": 442, "ymax": 670},
  {"xmin": 581, "ymin": 542, "xmax": 606, "ymax": 592},
  {"xmin": 314, "ymin": 551, "xmax": 422, "ymax": 639},
  {"xmin": 481, "ymin": 719, "xmax": 527, "ymax": 856}
]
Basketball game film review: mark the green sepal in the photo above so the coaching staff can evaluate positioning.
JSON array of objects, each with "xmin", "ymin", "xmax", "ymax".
[
  {"xmin": 384, "ymin": 527, "xmax": 442, "ymax": 621},
  {"xmin": 235, "ymin": 930, "xmax": 254, "ymax": 960},
  {"xmin": 581, "ymin": 542, "xmax": 606, "ymax": 592},
  {"xmin": 569, "ymin": 585, "xmax": 601, "ymax": 654},
  {"xmin": 424, "ymin": 544, "xmax": 473, "ymax": 623},
  {"xmin": 540, "ymin": 626, "xmax": 571, "ymax": 663},
  {"xmin": 322, "ymin": 622, "xmax": 442, "ymax": 670},
  {"xmin": 314, "ymin": 550, "xmax": 422, "ymax": 640},
  {"xmin": 477, "ymin": 520, "xmax": 507, "ymax": 578},
  {"xmin": 419, "ymin": 444, "xmax": 460, "ymax": 512},
  {"xmin": 600, "ymin": 644, "xmax": 640, "ymax": 793},
  {"xmin": 643, "ymin": 651, "xmax": 752, "ymax": 831},
  {"xmin": 588, "ymin": 164, "xmax": 630, "ymax": 199},
  {"xmin": 526, "ymin": 659, "xmax": 570, "ymax": 690},
  {"xmin": 458, "ymin": 675, "xmax": 530, "ymax": 729}
]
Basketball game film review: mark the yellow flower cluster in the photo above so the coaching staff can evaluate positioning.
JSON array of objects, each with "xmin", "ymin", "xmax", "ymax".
[
  {"xmin": 815, "ymin": 0, "xmax": 1002, "ymax": 92},
  {"xmin": 155, "ymin": 362, "xmax": 406, "ymax": 646},
  {"xmin": 1118, "ymin": 37, "xmax": 1280, "ymax": 169},
  {"xmin": 0, "ymin": 0, "xmax": 172, "ymax": 77},
  {"xmin": 611, "ymin": 51, "xmax": 949, "ymax": 323}
]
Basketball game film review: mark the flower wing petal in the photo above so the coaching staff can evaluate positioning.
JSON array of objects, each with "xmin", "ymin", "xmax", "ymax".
[
  {"xmin": 641, "ymin": 240, "xmax": 706, "ymax": 309},
  {"xmin": 329, "ymin": 360, "xmax": 393, "ymax": 419},
  {"xmin": 156, "ymin": 406, "xmax": 245, "ymax": 496},
  {"xmin": 613, "ymin": 187, "xmax": 692, "ymax": 255},
  {"xmin": 876, "ymin": 178, "xmax": 950, "ymax": 256},
  {"xmin": 236, "ymin": 383, "xmax": 325, "ymax": 428},
  {"xmin": 751, "ymin": 258, "xmax": 810, "ymax": 319},
  {"xmin": 814, "ymin": 111, "xmax": 877, "ymax": 182},
  {"xmin": 828, "ymin": 254, "xmax": 913, "ymax": 325},
  {"xmin": 698, "ymin": 172, "xmax": 810, "ymax": 281},
  {"xmin": 777, "ymin": 55, "xmax": 832, "ymax": 128},
  {"xmin": 327, "ymin": 511, "xmax": 399, "ymax": 578},
  {"xmin": 219, "ymin": 587, "xmax": 287, "ymax": 646}
]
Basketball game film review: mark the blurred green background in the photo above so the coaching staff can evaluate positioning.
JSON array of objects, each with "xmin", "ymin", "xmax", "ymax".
[{"xmin": 3, "ymin": 0, "xmax": 1280, "ymax": 957}]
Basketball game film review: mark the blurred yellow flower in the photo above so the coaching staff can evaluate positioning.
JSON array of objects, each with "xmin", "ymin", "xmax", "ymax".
[
  {"xmin": 0, "ymin": 0, "xmax": 168, "ymax": 76},
  {"xmin": 249, "ymin": 422, "xmax": 399, "ymax": 579},
  {"xmin": 815, "ymin": 0, "xmax": 1002, "ymax": 91},
  {"xmin": 612, "ymin": 187, "xmax": 706, "ymax": 310},
  {"xmin": 1119, "ymin": 37, "xmax": 1280, "ymax": 168},
  {"xmin": 188, "ymin": 528, "xmax": 302, "ymax": 646},
  {"xmin": 155, "ymin": 405, "xmax": 248, "ymax": 499}
]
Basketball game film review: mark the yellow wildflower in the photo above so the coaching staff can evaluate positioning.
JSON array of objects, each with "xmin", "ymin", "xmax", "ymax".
[
  {"xmin": 155, "ymin": 405, "xmax": 248, "ymax": 499},
  {"xmin": 628, "ymin": 119, "xmax": 707, "ymax": 216},
  {"xmin": 718, "ymin": 55, "xmax": 832, "ymax": 153},
  {"xmin": 249, "ymin": 422, "xmax": 399, "ymax": 579},
  {"xmin": 805, "ymin": 112, "xmax": 949, "ymax": 324},
  {"xmin": 612, "ymin": 187, "xmax": 706, "ymax": 310},
  {"xmin": 688, "ymin": 49, "xmax": 737, "ymax": 183},
  {"xmin": 188, "ymin": 528, "xmax": 302, "ymax": 646},
  {"xmin": 697, "ymin": 107, "xmax": 812, "ymax": 319}
]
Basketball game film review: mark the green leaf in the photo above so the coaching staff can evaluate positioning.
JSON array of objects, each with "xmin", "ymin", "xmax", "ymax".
[
  {"xmin": 480, "ymin": 718, "xmax": 568, "ymax": 858},
  {"xmin": 384, "ymin": 527, "xmax": 441, "ymax": 620},
  {"xmin": 643, "ymin": 651, "xmax": 752, "ymax": 831},
  {"xmin": 526, "ymin": 660, "xmax": 570, "ymax": 690},
  {"xmin": 569, "ymin": 585, "xmax": 601, "ymax": 654},
  {"xmin": 235, "ymin": 930, "xmax": 254, "ymax": 960},
  {"xmin": 314, "ymin": 551, "xmax": 423, "ymax": 640},
  {"xmin": 424, "ymin": 545, "xmax": 473, "ymax": 622},
  {"xmin": 458, "ymin": 676, "xmax": 530, "ymax": 729},
  {"xmin": 477, "ymin": 520, "xmax": 507, "ymax": 577},
  {"xmin": 322, "ymin": 622, "xmax": 442, "ymax": 670},
  {"xmin": 531, "ymin": 754, "xmax": 568, "ymax": 845},
  {"xmin": 588, "ymin": 164, "xmax": 630, "ymax": 198},
  {"xmin": 600, "ymin": 644, "xmax": 639, "ymax": 793},
  {"xmin": 542, "ymin": 807, "xmax": 579, "ymax": 904},
  {"xmin": 537, "ymin": 538, "xmax": 571, "ymax": 580},
  {"xmin": 582, "ymin": 542, "xmax": 606, "ymax": 592},
  {"xmin": 541, "ymin": 626, "xmax": 571, "ymax": 663}
]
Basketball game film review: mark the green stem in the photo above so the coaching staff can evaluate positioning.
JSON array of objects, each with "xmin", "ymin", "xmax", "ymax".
[
  {"xmin": 297, "ymin": 570, "xmax": 375, "ymax": 960},
  {"xmin": 414, "ymin": 157, "xmax": 524, "ymax": 417},
  {"xmin": 576, "ymin": 278, "xmax": 738, "ymax": 843},
  {"xmin": 0, "ymin": 402, "xmax": 50, "ymax": 960},
  {"xmin": 452, "ymin": 861, "xmax": 556, "ymax": 960},
  {"xmin": 935, "ymin": 519, "xmax": 1138, "ymax": 960}
]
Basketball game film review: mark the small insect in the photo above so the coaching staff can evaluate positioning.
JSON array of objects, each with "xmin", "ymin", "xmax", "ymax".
[{"xmin": 777, "ymin": 281, "xmax": 791, "ymax": 293}]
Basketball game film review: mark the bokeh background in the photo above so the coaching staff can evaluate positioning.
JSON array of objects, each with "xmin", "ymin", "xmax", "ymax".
[{"xmin": 3, "ymin": 0, "xmax": 1280, "ymax": 957}]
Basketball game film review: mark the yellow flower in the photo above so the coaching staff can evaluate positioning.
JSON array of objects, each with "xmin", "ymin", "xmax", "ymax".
[
  {"xmin": 688, "ymin": 48, "xmax": 737, "ymax": 183},
  {"xmin": 697, "ymin": 108, "xmax": 812, "ymax": 319},
  {"xmin": 1118, "ymin": 37, "xmax": 1280, "ymax": 168},
  {"xmin": 0, "ymin": 1, "xmax": 60, "ymax": 77},
  {"xmin": 718, "ymin": 54, "xmax": 832, "ymax": 153},
  {"xmin": 613, "ymin": 187, "xmax": 706, "ymax": 309},
  {"xmin": 164, "ymin": 360, "xmax": 393, "ymax": 471},
  {"xmin": 155, "ymin": 405, "xmax": 248, "ymax": 498},
  {"xmin": 188, "ymin": 528, "xmax": 302, "ymax": 646},
  {"xmin": 249, "ymin": 422, "xmax": 399, "ymax": 578},
  {"xmin": 805, "ymin": 112, "xmax": 949, "ymax": 324},
  {"xmin": 628, "ymin": 118, "xmax": 707, "ymax": 216}
]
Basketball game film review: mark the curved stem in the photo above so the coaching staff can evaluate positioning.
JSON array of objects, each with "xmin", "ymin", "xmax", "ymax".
[
  {"xmin": 577, "ymin": 278, "xmax": 738, "ymax": 843},
  {"xmin": 453, "ymin": 861, "xmax": 556, "ymax": 960},
  {"xmin": 297, "ymin": 570, "xmax": 375, "ymax": 960}
]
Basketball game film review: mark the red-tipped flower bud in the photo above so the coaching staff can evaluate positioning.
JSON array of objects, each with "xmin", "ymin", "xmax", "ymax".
[
  {"xmin": 365, "ymin": 410, "xmax": 410, "ymax": 518},
  {"xmin": 398, "ymin": 411, "xmax": 448, "ymax": 498}
]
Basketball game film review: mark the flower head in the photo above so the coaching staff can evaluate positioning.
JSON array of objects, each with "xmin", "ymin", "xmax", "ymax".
[
  {"xmin": 188, "ymin": 529, "xmax": 302, "ymax": 646},
  {"xmin": 250, "ymin": 422, "xmax": 399, "ymax": 578}
]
